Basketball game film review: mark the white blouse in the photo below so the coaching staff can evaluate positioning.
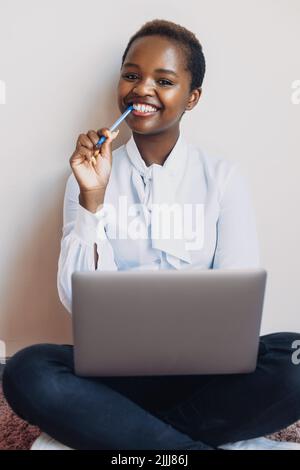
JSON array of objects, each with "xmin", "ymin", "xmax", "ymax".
[{"xmin": 57, "ymin": 132, "xmax": 260, "ymax": 314}]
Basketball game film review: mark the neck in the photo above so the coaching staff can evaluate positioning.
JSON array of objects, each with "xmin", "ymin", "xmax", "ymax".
[{"xmin": 132, "ymin": 128, "xmax": 180, "ymax": 167}]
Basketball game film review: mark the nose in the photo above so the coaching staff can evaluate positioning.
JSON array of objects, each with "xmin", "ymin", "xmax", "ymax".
[{"xmin": 131, "ymin": 77, "xmax": 156, "ymax": 95}]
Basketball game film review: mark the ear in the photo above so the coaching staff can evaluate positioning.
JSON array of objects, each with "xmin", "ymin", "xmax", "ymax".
[{"xmin": 185, "ymin": 87, "xmax": 202, "ymax": 111}]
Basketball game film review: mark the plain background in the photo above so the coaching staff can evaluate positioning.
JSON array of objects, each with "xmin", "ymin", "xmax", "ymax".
[{"xmin": 0, "ymin": 0, "xmax": 299, "ymax": 355}]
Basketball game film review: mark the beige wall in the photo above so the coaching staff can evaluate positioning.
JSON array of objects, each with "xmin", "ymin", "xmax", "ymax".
[{"xmin": 0, "ymin": 0, "xmax": 299, "ymax": 355}]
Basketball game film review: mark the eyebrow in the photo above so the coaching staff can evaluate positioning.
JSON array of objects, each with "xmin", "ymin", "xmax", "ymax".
[{"xmin": 123, "ymin": 62, "xmax": 179, "ymax": 78}]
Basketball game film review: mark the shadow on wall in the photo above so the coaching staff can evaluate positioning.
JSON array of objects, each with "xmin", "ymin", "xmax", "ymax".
[
  {"xmin": 1, "ymin": 174, "xmax": 73, "ymax": 356},
  {"xmin": 0, "ymin": 79, "xmax": 132, "ymax": 357}
]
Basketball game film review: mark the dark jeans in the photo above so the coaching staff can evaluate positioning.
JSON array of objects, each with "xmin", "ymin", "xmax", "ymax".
[{"xmin": 2, "ymin": 332, "xmax": 300, "ymax": 450}]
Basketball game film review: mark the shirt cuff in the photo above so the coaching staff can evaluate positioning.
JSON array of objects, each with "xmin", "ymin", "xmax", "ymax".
[{"xmin": 74, "ymin": 204, "xmax": 107, "ymax": 247}]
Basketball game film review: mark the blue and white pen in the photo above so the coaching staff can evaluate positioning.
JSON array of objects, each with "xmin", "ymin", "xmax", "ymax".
[{"xmin": 95, "ymin": 105, "xmax": 134, "ymax": 148}]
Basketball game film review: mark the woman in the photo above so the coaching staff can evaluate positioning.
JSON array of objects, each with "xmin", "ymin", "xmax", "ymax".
[{"xmin": 3, "ymin": 19, "xmax": 300, "ymax": 450}]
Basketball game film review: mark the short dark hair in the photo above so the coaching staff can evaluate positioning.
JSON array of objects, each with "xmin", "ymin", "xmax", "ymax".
[{"xmin": 121, "ymin": 19, "xmax": 206, "ymax": 92}]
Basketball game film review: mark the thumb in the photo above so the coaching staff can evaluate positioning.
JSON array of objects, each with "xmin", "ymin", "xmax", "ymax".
[
  {"xmin": 110, "ymin": 129, "xmax": 120, "ymax": 141},
  {"xmin": 99, "ymin": 129, "xmax": 119, "ymax": 158}
]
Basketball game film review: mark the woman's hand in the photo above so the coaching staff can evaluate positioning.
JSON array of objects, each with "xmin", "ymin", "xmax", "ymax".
[{"xmin": 70, "ymin": 128, "xmax": 119, "ymax": 192}]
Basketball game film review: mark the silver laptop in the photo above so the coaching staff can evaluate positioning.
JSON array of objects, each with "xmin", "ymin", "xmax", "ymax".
[{"xmin": 71, "ymin": 268, "xmax": 267, "ymax": 377}]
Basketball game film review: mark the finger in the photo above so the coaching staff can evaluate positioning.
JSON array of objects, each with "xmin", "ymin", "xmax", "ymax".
[
  {"xmin": 93, "ymin": 128, "xmax": 112, "ymax": 159},
  {"xmin": 96, "ymin": 127, "xmax": 111, "ymax": 145},
  {"xmin": 87, "ymin": 130, "xmax": 100, "ymax": 147},
  {"xmin": 112, "ymin": 129, "xmax": 120, "ymax": 140},
  {"xmin": 93, "ymin": 128, "xmax": 119, "ymax": 162},
  {"xmin": 97, "ymin": 127, "xmax": 110, "ymax": 138},
  {"xmin": 96, "ymin": 128, "xmax": 119, "ymax": 148},
  {"xmin": 102, "ymin": 129, "xmax": 119, "ymax": 153},
  {"xmin": 77, "ymin": 145, "xmax": 94, "ymax": 162},
  {"xmin": 76, "ymin": 133, "xmax": 94, "ymax": 150}
]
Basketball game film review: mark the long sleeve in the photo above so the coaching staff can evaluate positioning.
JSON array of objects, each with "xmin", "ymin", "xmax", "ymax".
[
  {"xmin": 212, "ymin": 164, "xmax": 260, "ymax": 269},
  {"xmin": 57, "ymin": 173, "xmax": 117, "ymax": 314}
]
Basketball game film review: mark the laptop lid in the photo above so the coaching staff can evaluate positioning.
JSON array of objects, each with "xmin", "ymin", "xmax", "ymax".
[{"xmin": 72, "ymin": 268, "xmax": 267, "ymax": 376}]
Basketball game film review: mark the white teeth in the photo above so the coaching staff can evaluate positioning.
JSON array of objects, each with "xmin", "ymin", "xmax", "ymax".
[{"xmin": 133, "ymin": 103, "xmax": 158, "ymax": 113}]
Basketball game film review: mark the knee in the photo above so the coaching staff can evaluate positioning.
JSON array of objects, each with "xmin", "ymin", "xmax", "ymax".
[
  {"xmin": 290, "ymin": 337, "xmax": 300, "ymax": 391},
  {"xmin": 2, "ymin": 343, "xmax": 73, "ymax": 406},
  {"xmin": 276, "ymin": 332, "xmax": 300, "ymax": 369},
  {"xmin": 290, "ymin": 334, "xmax": 300, "ymax": 368},
  {"xmin": 261, "ymin": 331, "xmax": 300, "ymax": 360},
  {"xmin": 284, "ymin": 349, "xmax": 300, "ymax": 419},
  {"xmin": 274, "ymin": 333, "xmax": 300, "ymax": 391},
  {"xmin": 260, "ymin": 332, "xmax": 300, "ymax": 387}
]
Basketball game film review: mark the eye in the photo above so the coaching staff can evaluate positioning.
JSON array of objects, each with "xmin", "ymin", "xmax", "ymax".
[
  {"xmin": 158, "ymin": 79, "xmax": 174, "ymax": 86},
  {"xmin": 122, "ymin": 74, "xmax": 174, "ymax": 86},
  {"xmin": 122, "ymin": 74, "xmax": 138, "ymax": 80}
]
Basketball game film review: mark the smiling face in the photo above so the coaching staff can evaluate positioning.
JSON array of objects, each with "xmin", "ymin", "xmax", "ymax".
[{"xmin": 117, "ymin": 35, "xmax": 201, "ymax": 137}]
